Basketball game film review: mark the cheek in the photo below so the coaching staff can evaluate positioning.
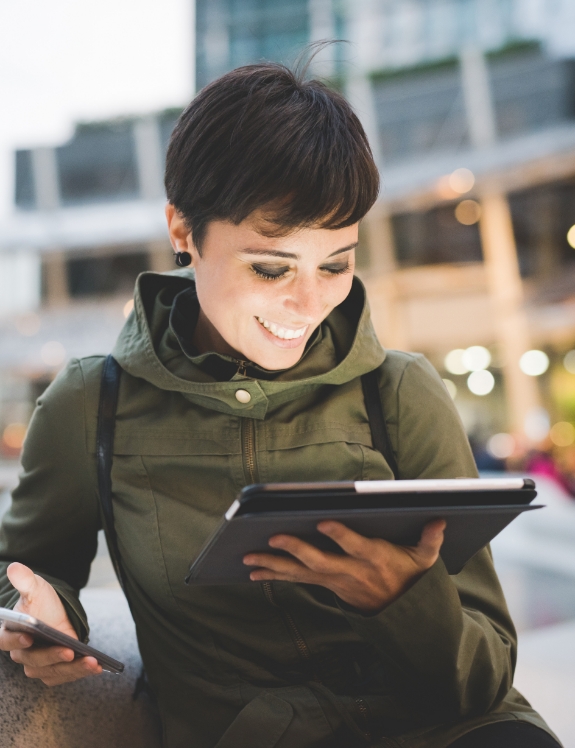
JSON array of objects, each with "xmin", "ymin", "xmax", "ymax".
[
  {"xmin": 196, "ymin": 271, "xmax": 262, "ymax": 330},
  {"xmin": 327, "ymin": 273, "xmax": 354, "ymax": 309}
]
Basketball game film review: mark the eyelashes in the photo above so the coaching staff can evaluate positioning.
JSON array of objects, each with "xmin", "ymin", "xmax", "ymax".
[
  {"xmin": 251, "ymin": 263, "xmax": 351, "ymax": 281},
  {"xmin": 252, "ymin": 264, "xmax": 289, "ymax": 281}
]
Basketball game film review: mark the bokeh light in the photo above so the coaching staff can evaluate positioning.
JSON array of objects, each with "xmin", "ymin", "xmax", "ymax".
[
  {"xmin": 448, "ymin": 168, "xmax": 475, "ymax": 194},
  {"xmin": 442, "ymin": 378, "xmax": 457, "ymax": 399},
  {"xmin": 524, "ymin": 407, "xmax": 550, "ymax": 442},
  {"xmin": 519, "ymin": 349, "xmax": 549, "ymax": 376},
  {"xmin": 461, "ymin": 346, "xmax": 491, "ymax": 371},
  {"xmin": 564, "ymin": 349, "xmax": 575, "ymax": 374},
  {"xmin": 41, "ymin": 341, "xmax": 66, "ymax": 367},
  {"xmin": 467, "ymin": 370, "xmax": 495, "ymax": 395},
  {"xmin": 567, "ymin": 225, "xmax": 575, "ymax": 249},
  {"xmin": 123, "ymin": 299, "xmax": 134, "ymax": 318},
  {"xmin": 455, "ymin": 199, "xmax": 481, "ymax": 225},
  {"xmin": 444, "ymin": 349, "xmax": 468, "ymax": 375},
  {"xmin": 2, "ymin": 423, "xmax": 27, "ymax": 450},
  {"xmin": 14, "ymin": 313, "xmax": 41, "ymax": 337},
  {"xmin": 549, "ymin": 421, "xmax": 575, "ymax": 447},
  {"xmin": 487, "ymin": 433, "xmax": 515, "ymax": 459}
]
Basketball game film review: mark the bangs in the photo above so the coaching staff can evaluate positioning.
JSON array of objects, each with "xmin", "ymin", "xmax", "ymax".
[{"xmin": 166, "ymin": 63, "xmax": 380, "ymax": 248}]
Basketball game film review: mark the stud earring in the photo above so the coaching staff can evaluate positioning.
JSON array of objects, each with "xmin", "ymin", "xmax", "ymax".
[{"xmin": 174, "ymin": 251, "xmax": 192, "ymax": 267}]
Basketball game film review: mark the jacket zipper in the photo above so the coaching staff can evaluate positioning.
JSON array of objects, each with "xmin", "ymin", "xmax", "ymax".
[
  {"xmin": 261, "ymin": 579, "xmax": 318, "ymax": 676},
  {"xmin": 238, "ymin": 371, "xmax": 386, "ymax": 740},
  {"xmin": 235, "ymin": 359, "xmax": 250, "ymax": 377},
  {"xmin": 242, "ymin": 417, "xmax": 257, "ymax": 486},
  {"xmin": 354, "ymin": 696, "xmax": 372, "ymax": 742}
]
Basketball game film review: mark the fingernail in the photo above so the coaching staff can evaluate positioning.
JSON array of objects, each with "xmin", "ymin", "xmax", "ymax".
[{"xmin": 19, "ymin": 636, "xmax": 29, "ymax": 646}]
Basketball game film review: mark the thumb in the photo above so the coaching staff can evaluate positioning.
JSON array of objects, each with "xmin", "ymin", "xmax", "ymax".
[
  {"xmin": 7, "ymin": 563, "xmax": 41, "ymax": 605},
  {"xmin": 416, "ymin": 520, "xmax": 446, "ymax": 564}
]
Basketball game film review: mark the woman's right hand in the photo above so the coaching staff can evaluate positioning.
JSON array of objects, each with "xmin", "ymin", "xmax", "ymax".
[{"xmin": 0, "ymin": 562, "xmax": 102, "ymax": 686}]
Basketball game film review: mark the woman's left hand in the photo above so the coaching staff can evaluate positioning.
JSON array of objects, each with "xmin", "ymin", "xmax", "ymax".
[{"xmin": 243, "ymin": 520, "xmax": 446, "ymax": 614}]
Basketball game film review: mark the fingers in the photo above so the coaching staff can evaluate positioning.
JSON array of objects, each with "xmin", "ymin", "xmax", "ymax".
[
  {"xmin": 316, "ymin": 521, "xmax": 375, "ymax": 559},
  {"xmin": 268, "ymin": 535, "xmax": 350, "ymax": 575},
  {"xmin": 23, "ymin": 656, "xmax": 102, "ymax": 687},
  {"xmin": 10, "ymin": 644, "xmax": 75, "ymax": 668},
  {"xmin": 243, "ymin": 551, "xmax": 318, "ymax": 583},
  {"xmin": 7, "ymin": 563, "xmax": 39, "ymax": 606},
  {"xmin": 0, "ymin": 628, "xmax": 33, "ymax": 652}
]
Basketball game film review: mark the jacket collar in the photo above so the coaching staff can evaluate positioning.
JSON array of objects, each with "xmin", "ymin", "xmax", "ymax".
[{"xmin": 113, "ymin": 270, "xmax": 386, "ymax": 420}]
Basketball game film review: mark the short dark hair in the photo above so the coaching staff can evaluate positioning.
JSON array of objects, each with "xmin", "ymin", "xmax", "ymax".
[{"xmin": 164, "ymin": 61, "xmax": 379, "ymax": 250}]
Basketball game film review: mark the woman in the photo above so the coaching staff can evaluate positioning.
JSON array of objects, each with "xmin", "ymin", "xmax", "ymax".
[{"xmin": 0, "ymin": 62, "xmax": 561, "ymax": 748}]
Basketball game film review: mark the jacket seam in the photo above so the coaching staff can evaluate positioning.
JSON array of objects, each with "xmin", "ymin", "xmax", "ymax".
[
  {"xmin": 138, "ymin": 456, "xmax": 187, "ymax": 616},
  {"xmin": 385, "ymin": 354, "xmax": 422, "ymax": 471}
]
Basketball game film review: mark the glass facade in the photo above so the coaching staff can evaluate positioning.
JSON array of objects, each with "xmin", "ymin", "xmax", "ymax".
[
  {"xmin": 372, "ymin": 60, "xmax": 469, "ymax": 165},
  {"xmin": 65, "ymin": 249, "xmax": 150, "ymax": 298},
  {"xmin": 372, "ymin": 44, "xmax": 575, "ymax": 166},
  {"xmin": 14, "ymin": 150, "xmax": 36, "ymax": 209},
  {"xmin": 196, "ymin": 0, "xmax": 311, "ymax": 89},
  {"xmin": 393, "ymin": 204, "xmax": 483, "ymax": 267},
  {"xmin": 57, "ymin": 121, "xmax": 139, "ymax": 206}
]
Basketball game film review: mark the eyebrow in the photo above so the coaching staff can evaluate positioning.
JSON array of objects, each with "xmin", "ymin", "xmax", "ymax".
[{"xmin": 237, "ymin": 242, "xmax": 358, "ymax": 260}]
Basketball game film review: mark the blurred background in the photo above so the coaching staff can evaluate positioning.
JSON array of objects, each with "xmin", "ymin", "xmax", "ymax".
[{"xmin": 1, "ymin": 0, "xmax": 575, "ymax": 743}]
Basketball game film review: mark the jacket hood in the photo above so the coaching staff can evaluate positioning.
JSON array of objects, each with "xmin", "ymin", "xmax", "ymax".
[{"xmin": 113, "ymin": 270, "xmax": 385, "ymax": 419}]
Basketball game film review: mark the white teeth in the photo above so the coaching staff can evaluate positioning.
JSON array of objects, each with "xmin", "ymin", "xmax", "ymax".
[{"xmin": 257, "ymin": 317, "xmax": 307, "ymax": 341}]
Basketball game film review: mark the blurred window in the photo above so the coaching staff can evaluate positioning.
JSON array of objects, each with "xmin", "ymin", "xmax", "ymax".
[
  {"xmin": 373, "ymin": 60, "xmax": 469, "ymax": 164},
  {"xmin": 14, "ymin": 150, "xmax": 36, "ymax": 209},
  {"xmin": 510, "ymin": 179, "xmax": 575, "ymax": 282},
  {"xmin": 158, "ymin": 109, "xmax": 183, "ymax": 154},
  {"xmin": 373, "ymin": 44, "xmax": 575, "ymax": 165},
  {"xmin": 196, "ymin": 0, "xmax": 309, "ymax": 89},
  {"xmin": 490, "ymin": 48, "xmax": 575, "ymax": 137},
  {"xmin": 65, "ymin": 250, "xmax": 149, "ymax": 298},
  {"xmin": 57, "ymin": 121, "xmax": 139, "ymax": 205},
  {"xmin": 392, "ymin": 204, "xmax": 483, "ymax": 267}
]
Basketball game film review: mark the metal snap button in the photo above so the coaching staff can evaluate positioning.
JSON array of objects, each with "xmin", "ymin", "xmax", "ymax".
[{"xmin": 235, "ymin": 389, "xmax": 251, "ymax": 404}]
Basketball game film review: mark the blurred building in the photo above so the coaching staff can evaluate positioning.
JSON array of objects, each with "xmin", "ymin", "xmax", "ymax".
[
  {"xmin": 2, "ymin": 0, "xmax": 575, "ymax": 459},
  {"xmin": 0, "ymin": 111, "xmax": 180, "ymax": 454}
]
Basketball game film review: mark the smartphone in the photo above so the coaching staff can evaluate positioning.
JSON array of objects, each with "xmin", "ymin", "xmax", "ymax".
[{"xmin": 0, "ymin": 607, "xmax": 124, "ymax": 674}]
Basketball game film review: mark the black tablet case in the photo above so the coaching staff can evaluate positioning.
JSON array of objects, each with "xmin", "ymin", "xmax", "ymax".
[{"xmin": 186, "ymin": 483, "xmax": 541, "ymax": 583}]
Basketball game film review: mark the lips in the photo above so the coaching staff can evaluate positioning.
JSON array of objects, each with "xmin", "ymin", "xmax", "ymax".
[{"xmin": 256, "ymin": 317, "xmax": 308, "ymax": 340}]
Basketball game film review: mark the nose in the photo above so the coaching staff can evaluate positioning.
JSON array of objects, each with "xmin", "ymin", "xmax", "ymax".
[{"xmin": 283, "ymin": 273, "xmax": 325, "ymax": 321}]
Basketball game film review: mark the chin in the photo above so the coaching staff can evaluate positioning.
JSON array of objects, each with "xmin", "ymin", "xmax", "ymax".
[{"xmin": 251, "ymin": 349, "xmax": 303, "ymax": 371}]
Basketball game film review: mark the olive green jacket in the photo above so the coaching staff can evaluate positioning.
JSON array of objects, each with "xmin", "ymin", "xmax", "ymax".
[{"xmin": 0, "ymin": 272, "xmax": 556, "ymax": 748}]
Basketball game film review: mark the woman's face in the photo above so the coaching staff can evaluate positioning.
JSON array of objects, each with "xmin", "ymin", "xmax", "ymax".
[{"xmin": 166, "ymin": 206, "xmax": 358, "ymax": 370}]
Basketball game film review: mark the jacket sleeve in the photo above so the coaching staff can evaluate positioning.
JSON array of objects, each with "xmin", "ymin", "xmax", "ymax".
[
  {"xmin": 0, "ymin": 358, "xmax": 102, "ymax": 642},
  {"xmin": 341, "ymin": 353, "xmax": 516, "ymax": 721}
]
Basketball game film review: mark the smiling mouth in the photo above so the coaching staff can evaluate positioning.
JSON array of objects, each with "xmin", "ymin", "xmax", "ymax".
[{"xmin": 256, "ymin": 317, "xmax": 308, "ymax": 340}]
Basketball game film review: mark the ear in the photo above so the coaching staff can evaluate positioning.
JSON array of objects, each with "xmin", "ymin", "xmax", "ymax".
[{"xmin": 165, "ymin": 204, "xmax": 195, "ymax": 256}]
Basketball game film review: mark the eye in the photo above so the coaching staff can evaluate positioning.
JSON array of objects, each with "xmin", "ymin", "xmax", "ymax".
[
  {"xmin": 320, "ymin": 262, "xmax": 351, "ymax": 276},
  {"xmin": 251, "ymin": 264, "xmax": 290, "ymax": 281}
]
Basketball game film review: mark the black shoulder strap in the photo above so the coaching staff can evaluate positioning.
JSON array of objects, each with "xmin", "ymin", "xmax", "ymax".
[
  {"xmin": 96, "ymin": 354, "xmax": 126, "ymax": 591},
  {"xmin": 361, "ymin": 369, "xmax": 400, "ymax": 479},
  {"xmin": 95, "ymin": 354, "xmax": 172, "ymax": 702}
]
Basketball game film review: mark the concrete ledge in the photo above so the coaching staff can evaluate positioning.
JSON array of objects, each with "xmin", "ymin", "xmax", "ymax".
[{"xmin": 0, "ymin": 588, "xmax": 162, "ymax": 748}]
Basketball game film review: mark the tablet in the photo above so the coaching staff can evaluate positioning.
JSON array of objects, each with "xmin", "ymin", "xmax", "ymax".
[
  {"xmin": 186, "ymin": 478, "xmax": 541, "ymax": 583},
  {"xmin": 0, "ymin": 608, "xmax": 124, "ymax": 674}
]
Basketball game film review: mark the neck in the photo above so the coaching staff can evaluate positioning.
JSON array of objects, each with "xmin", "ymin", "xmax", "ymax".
[{"xmin": 192, "ymin": 307, "xmax": 244, "ymax": 360}]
